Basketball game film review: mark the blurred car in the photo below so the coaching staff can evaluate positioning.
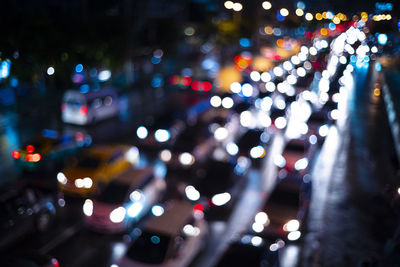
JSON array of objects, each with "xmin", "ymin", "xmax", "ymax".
[
  {"xmin": 214, "ymin": 234, "xmax": 281, "ymax": 267},
  {"xmin": 84, "ymin": 166, "xmax": 166, "ymax": 233},
  {"xmin": 0, "ymin": 183, "xmax": 57, "ymax": 250},
  {"xmin": 116, "ymin": 200, "xmax": 208, "ymax": 267},
  {"xmin": 12, "ymin": 129, "xmax": 90, "ymax": 172},
  {"xmin": 269, "ymin": 107, "xmax": 288, "ymax": 131},
  {"xmin": 0, "ymin": 250, "xmax": 59, "ymax": 267},
  {"xmin": 305, "ymin": 110, "xmax": 331, "ymax": 144},
  {"xmin": 250, "ymin": 176, "xmax": 305, "ymax": 242},
  {"xmin": 61, "ymin": 88, "xmax": 119, "ymax": 125},
  {"xmin": 160, "ymin": 120, "xmax": 215, "ymax": 172},
  {"xmin": 274, "ymin": 138, "xmax": 313, "ymax": 174},
  {"xmin": 180, "ymin": 158, "xmax": 246, "ymax": 220},
  {"xmin": 136, "ymin": 112, "xmax": 185, "ymax": 149},
  {"xmin": 57, "ymin": 145, "xmax": 138, "ymax": 196},
  {"xmin": 236, "ymin": 129, "xmax": 270, "ymax": 168}
]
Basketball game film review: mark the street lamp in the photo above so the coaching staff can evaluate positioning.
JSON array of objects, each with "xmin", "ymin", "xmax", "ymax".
[
  {"xmin": 232, "ymin": 2, "xmax": 243, "ymax": 11},
  {"xmin": 280, "ymin": 8, "xmax": 289, "ymax": 17},
  {"xmin": 262, "ymin": 1, "xmax": 272, "ymax": 10}
]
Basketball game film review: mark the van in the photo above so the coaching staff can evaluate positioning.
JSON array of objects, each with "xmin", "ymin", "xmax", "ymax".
[{"xmin": 61, "ymin": 88, "xmax": 119, "ymax": 125}]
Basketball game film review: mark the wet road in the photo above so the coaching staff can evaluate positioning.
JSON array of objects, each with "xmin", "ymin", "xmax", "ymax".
[{"xmin": 302, "ymin": 61, "xmax": 399, "ymax": 266}]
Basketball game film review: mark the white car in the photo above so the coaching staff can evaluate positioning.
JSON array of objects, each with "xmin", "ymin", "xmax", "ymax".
[
  {"xmin": 84, "ymin": 166, "xmax": 166, "ymax": 233},
  {"xmin": 115, "ymin": 200, "xmax": 208, "ymax": 267},
  {"xmin": 61, "ymin": 88, "xmax": 119, "ymax": 125}
]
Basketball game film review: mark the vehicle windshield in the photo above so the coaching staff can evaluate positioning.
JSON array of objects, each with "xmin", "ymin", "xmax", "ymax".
[
  {"xmin": 77, "ymin": 154, "xmax": 101, "ymax": 169},
  {"xmin": 126, "ymin": 231, "xmax": 171, "ymax": 264},
  {"xmin": 97, "ymin": 182, "xmax": 129, "ymax": 204},
  {"xmin": 267, "ymin": 187, "xmax": 299, "ymax": 208},
  {"xmin": 284, "ymin": 142, "xmax": 305, "ymax": 153}
]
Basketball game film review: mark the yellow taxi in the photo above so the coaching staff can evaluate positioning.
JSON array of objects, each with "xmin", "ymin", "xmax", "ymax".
[{"xmin": 57, "ymin": 145, "xmax": 139, "ymax": 196}]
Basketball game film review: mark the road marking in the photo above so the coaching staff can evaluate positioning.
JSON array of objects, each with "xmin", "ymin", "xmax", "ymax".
[{"xmin": 38, "ymin": 222, "xmax": 82, "ymax": 254}]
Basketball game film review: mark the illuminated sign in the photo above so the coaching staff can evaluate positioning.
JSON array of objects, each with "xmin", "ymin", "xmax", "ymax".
[{"xmin": 375, "ymin": 2, "xmax": 393, "ymax": 12}]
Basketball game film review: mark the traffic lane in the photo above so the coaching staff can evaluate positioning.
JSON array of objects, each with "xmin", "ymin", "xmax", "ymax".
[{"xmin": 303, "ymin": 65, "xmax": 399, "ymax": 266}]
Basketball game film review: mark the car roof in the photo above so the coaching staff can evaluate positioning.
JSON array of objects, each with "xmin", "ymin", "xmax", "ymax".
[
  {"xmin": 112, "ymin": 167, "xmax": 153, "ymax": 187},
  {"xmin": 87, "ymin": 145, "xmax": 128, "ymax": 157},
  {"xmin": 144, "ymin": 201, "xmax": 194, "ymax": 236}
]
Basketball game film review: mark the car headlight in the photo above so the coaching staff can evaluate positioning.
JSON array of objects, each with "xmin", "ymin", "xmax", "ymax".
[
  {"xmin": 185, "ymin": 186, "xmax": 200, "ymax": 201},
  {"xmin": 57, "ymin": 172, "xmax": 67, "ymax": 185},
  {"xmin": 127, "ymin": 202, "xmax": 143, "ymax": 218},
  {"xmin": 274, "ymin": 154, "xmax": 286, "ymax": 168},
  {"xmin": 318, "ymin": 124, "xmax": 330, "ymax": 137},
  {"xmin": 154, "ymin": 129, "xmax": 170, "ymax": 143},
  {"xmin": 287, "ymin": 231, "xmax": 301, "ymax": 241},
  {"xmin": 75, "ymin": 177, "xmax": 93, "ymax": 188},
  {"xmin": 179, "ymin": 152, "xmax": 195, "ymax": 166},
  {"xmin": 211, "ymin": 192, "xmax": 231, "ymax": 206},
  {"xmin": 283, "ymin": 219, "xmax": 300, "ymax": 232},
  {"xmin": 75, "ymin": 178, "xmax": 84, "ymax": 188},
  {"xmin": 83, "ymin": 177, "xmax": 93, "ymax": 188},
  {"xmin": 110, "ymin": 207, "xmax": 126, "ymax": 223},
  {"xmin": 254, "ymin": 212, "xmax": 269, "ymax": 225},
  {"xmin": 294, "ymin": 158, "xmax": 308, "ymax": 171},
  {"xmin": 83, "ymin": 199, "xmax": 93, "ymax": 216}
]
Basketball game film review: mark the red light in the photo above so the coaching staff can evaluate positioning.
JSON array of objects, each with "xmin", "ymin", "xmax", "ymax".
[
  {"xmin": 80, "ymin": 106, "xmax": 88, "ymax": 115},
  {"xmin": 61, "ymin": 104, "xmax": 66, "ymax": 112},
  {"xmin": 51, "ymin": 258, "xmax": 60, "ymax": 267},
  {"xmin": 201, "ymin": 81, "xmax": 212, "ymax": 91},
  {"xmin": 26, "ymin": 153, "xmax": 41, "ymax": 163},
  {"xmin": 169, "ymin": 75, "xmax": 180, "ymax": 85},
  {"xmin": 26, "ymin": 145, "xmax": 35, "ymax": 153},
  {"xmin": 181, "ymin": 76, "xmax": 192, "ymax": 86},
  {"xmin": 191, "ymin": 81, "xmax": 201, "ymax": 91},
  {"xmin": 193, "ymin": 203, "xmax": 204, "ymax": 212},
  {"xmin": 12, "ymin": 150, "xmax": 20, "ymax": 159},
  {"xmin": 234, "ymin": 56, "xmax": 241, "ymax": 64},
  {"xmin": 76, "ymin": 132, "xmax": 84, "ymax": 142}
]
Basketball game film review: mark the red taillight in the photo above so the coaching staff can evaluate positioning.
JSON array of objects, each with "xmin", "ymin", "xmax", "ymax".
[
  {"xmin": 12, "ymin": 150, "xmax": 21, "ymax": 159},
  {"xmin": 51, "ymin": 258, "xmax": 60, "ymax": 267},
  {"xmin": 201, "ymin": 81, "xmax": 212, "ymax": 91},
  {"xmin": 26, "ymin": 145, "xmax": 35, "ymax": 153},
  {"xmin": 26, "ymin": 153, "xmax": 41, "ymax": 162},
  {"xmin": 61, "ymin": 104, "xmax": 66, "ymax": 112},
  {"xmin": 193, "ymin": 203, "xmax": 204, "ymax": 212},
  {"xmin": 80, "ymin": 106, "xmax": 88, "ymax": 115}
]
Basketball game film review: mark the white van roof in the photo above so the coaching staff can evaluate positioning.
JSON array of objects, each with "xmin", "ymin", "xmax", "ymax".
[
  {"xmin": 113, "ymin": 167, "xmax": 154, "ymax": 188},
  {"xmin": 144, "ymin": 200, "xmax": 194, "ymax": 236},
  {"xmin": 64, "ymin": 88, "xmax": 117, "ymax": 101}
]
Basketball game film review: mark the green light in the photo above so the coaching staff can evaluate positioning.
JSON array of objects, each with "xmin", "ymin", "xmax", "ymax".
[{"xmin": 151, "ymin": 235, "xmax": 160, "ymax": 244}]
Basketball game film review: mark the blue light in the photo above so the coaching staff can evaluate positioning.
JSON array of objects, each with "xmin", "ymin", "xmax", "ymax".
[
  {"xmin": 239, "ymin": 38, "xmax": 251, "ymax": 48},
  {"xmin": 375, "ymin": 2, "xmax": 393, "ymax": 11},
  {"xmin": 75, "ymin": 64, "xmax": 83, "ymax": 73},
  {"xmin": 297, "ymin": 1, "xmax": 305, "ymax": 9},
  {"xmin": 151, "ymin": 74, "xmax": 163, "ymax": 88},
  {"xmin": 350, "ymin": 55, "xmax": 357, "ymax": 63},
  {"xmin": 10, "ymin": 77, "xmax": 18, "ymax": 87},
  {"xmin": 151, "ymin": 236, "xmax": 160, "ymax": 244},
  {"xmin": 151, "ymin": 57, "xmax": 161, "ymax": 64},
  {"xmin": 0, "ymin": 60, "xmax": 11, "ymax": 79},
  {"xmin": 297, "ymin": 27, "xmax": 305, "ymax": 35},
  {"xmin": 328, "ymin": 23, "xmax": 336, "ymax": 31},
  {"xmin": 375, "ymin": 62, "xmax": 382, "ymax": 71},
  {"xmin": 273, "ymin": 28, "xmax": 282, "ymax": 36},
  {"xmin": 276, "ymin": 12, "xmax": 285, "ymax": 21},
  {"xmin": 42, "ymin": 129, "xmax": 58, "ymax": 139},
  {"xmin": 80, "ymin": 84, "xmax": 90, "ymax": 93},
  {"xmin": 377, "ymin": 33, "xmax": 388, "ymax": 45}
]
